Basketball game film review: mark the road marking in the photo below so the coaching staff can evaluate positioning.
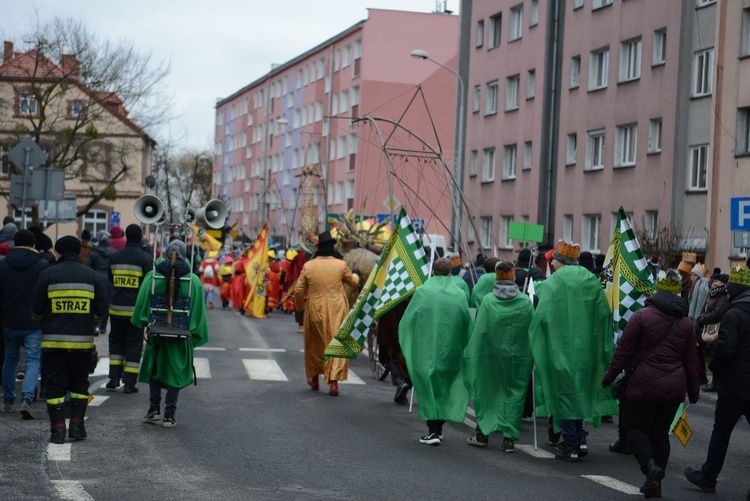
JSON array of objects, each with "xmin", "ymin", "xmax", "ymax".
[
  {"xmin": 89, "ymin": 395, "xmax": 109, "ymax": 407},
  {"xmin": 196, "ymin": 346, "xmax": 226, "ymax": 351},
  {"xmin": 239, "ymin": 348, "xmax": 286, "ymax": 352},
  {"xmin": 242, "ymin": 359, "xmax": 288, "ymax": 381},
  {"xmin": 51, "ymin": 480, "xmax": 95, "ymax": 500},
  {"xmin": 47, "ymin": 443, "xmax": 72, "ymax": 461},
  {"xmin": 515, "ymin": 444, "xmax": 556, "ymax": 459},
  {"xmin": 194, "ymin": 358, "xmax": 211, "ymax": 379},
  {"xmin": 581, "ymin": 475, "xmax": 641, "ymax": 495},
  {"xmin": 92, "ymin": 357, "xmax": 109, "ymax": 377},
  {"xmin": 339, "ymin": 370, "xmax": 365, "ymax": 385}
]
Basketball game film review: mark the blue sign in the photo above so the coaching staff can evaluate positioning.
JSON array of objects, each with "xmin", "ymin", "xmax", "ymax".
[
  {"xmin": 110, "ymin": 211, "xmax": 121, "ymax": 226},
  {"xmin": 730, "ymin": 197, "xmax": 750, "ymax": 230},
  {"xmin": 376, "ymin": 213, "xmax": 390, "ymax": 223},
  {"xmin": 412, "ymin": 219, "xmax": 425, "ymax": 233}
]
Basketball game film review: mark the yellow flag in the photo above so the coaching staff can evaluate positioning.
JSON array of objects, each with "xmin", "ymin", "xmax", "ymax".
[
  {"xmin": 672, "ymin": 410, "xmax": 692, "ymax": 447},
  {"xmin": 243, "ymin": 226, "xmax": 269, "ymax": 318}
]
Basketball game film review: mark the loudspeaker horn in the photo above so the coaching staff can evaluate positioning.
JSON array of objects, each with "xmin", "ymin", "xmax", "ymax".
[
  {"xmin": 181, "ymin": 207, "xmax": 197, "ymax": 225},
  {"xmin": 196, "ymin": 199, "xmax": 228, "ymax": 229},
  {"xmin": 134, "ymin": 195, "xmax": 165, "ymax": 225},
  {"xmin": 197, "ymin": 228, "xmax": 206, "ymax": 238}
]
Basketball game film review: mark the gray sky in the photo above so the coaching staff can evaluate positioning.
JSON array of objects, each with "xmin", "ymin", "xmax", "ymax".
[{"xmin": 4, "ymin": 0, "xmax": 459, "ymax": 151}]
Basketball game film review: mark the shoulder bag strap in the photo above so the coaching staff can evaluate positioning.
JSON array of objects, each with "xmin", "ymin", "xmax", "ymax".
[{"xmin": 629, "ymin": 317, "xmax": 681, "ymax": 372}]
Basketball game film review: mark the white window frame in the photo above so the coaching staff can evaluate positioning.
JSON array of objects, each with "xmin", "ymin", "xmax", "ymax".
[
  {"xmin": 509, "ymin": 5, "xmax": 524, "ymax": 42},
  {"xmin": 19, "ymin": 90, "xmax": 38, "ymax": 116},
  {"xmin": 619, "ymin": 37, "xmax": 642, "ymax": 82},
  {"xmin": 530, "ymin": 0, "xmax": 539, "ymax": 27},
  {"xmin": 505, "ymin": 75, "xmax": 520, "ymax": 111},
  {"xmin": 570, "ymin": 56, "xmax": 581, "ymax": 89},
  {"xmin": 589, "ymin": 47, "xmax": 610, "ymax": 90},
  {"xmin": 562, "ymin": 215, "xmax": 573, "ymax": 242},
  {"xmin": 737, "ymin": 107, "xmax": 750, "ymax": 155},
  {"xmin": 476, "ymin": 20, "xmax": 485, "ymax": 48},
  {"xmin": 653, "ymin": 29, "xmax": 667, "ymax": 65},
  {"xmin": 500, "ymin": 216, "xmax": 513, "ymax": 248},
  {"xmin": 693, "ymin": 49, "xmax": 714, "ymax": 97},
  {"xmin": 593, "ymin": 0, "xmax": 613, "ymax": 9},
  {"xmin": 582, "ymin": 214, "xmax": 601, "ymax": 252},
  {"xmin": 644, "ymin": 211, "xmax": 658, "ymax": 240},
  {"xmin": 696, "ymin": 0, "xmax": 716, "ymax": 6},
  {"xmin": 648, "ymin": 119, "xmax": 662, "ymax": 154},
  {"xmin": 689, "ymin": 144, "xmax": 709, "ymax": 191},
  {"xmin": 469, "ymin": 150, "xmax": 478, "ymax": 176},
  {"xmin": 489, "ymin": 13, "xmax": 502, "ymax": 49},
  {"xmin": 523, "ymin": 141, "xmax": 532, "ymax": 170},
  {"xmin": 614, "ymin": 123, "xmax": 637, "ymax": 167},
  {"xmin": 473, "ymin": 85, "xmax": 481, "ymax": 113},
  {"xmin": 526, "ymin": 69, "xmax": 536, "ymax": 100},
  {"xmin": 585, "ymin": 129, "xmax": 606, "ymax": 171},
  {"xmin": 573, "ymin": 0, "xmax": 584, "ymax": 8},
  {"xmin": 479, "ymin": 216, "xmax": 492, "ymax": 249},
  {"xmin": 485, "ymin": 81, "xmax": 499, "ymax": 115},
  {"xmin": 503, "ymin": 144, "xmax": 517, "ymax": 180},
  {"xmin": 83, "ymin": 209, "xmax": 108, "ymax": 236},
  {"xmin": 482, "ymin": 147, "xmax": 496, "ymax": 182},
  {"xmin": 566, "ymin": 133, "xmax": 577, "ymax": 165}
]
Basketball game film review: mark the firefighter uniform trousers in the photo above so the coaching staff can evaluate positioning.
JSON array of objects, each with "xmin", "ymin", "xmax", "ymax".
[{"xmin": 108, "ymin": 317, "xmax": 144, "ymax": 384}]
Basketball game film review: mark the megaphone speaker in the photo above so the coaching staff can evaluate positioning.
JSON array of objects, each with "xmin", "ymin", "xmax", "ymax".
[
  {"xmin": 134, "ymin": 195, "xmax": 165, "ymax": 225},
  {"xmin": 181, "ymin": 207, "xmax": 197, "ymax": 225},
  {"xmin": 196, "ymin": 199, "xmax": 228, "ymax": 229}
]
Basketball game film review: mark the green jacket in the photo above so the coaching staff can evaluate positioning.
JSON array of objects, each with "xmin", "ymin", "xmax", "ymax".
[
  {"xmin": 464, "ymin": 286, "xmax": 534, "ymax": 440},
  {"xmin": 470, "ymin": 273, "xmax": 495, "ymax": 309},
  {"xmin": 132, "ymin": 267, "xmax": 209, "ymax": 389},
  {"xmin": 399, "ymin": 275, "xmax": 472, "ymax": 422},
  {"xmin": 529, "ymin": 265, "xmax": 617, "ymax": 423},
  {"xmin": 451, "ymin": 275, "xmax": 470, "ymax": 305}
]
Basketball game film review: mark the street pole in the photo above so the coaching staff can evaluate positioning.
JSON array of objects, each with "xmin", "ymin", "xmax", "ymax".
[{"xmin": 20, "ymin": 147, "xmax": 31, "ymax": 230}]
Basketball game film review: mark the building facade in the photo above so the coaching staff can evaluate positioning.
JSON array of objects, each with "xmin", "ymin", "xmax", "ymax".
[
  {"xmin": 0, "ymin": 42, "xmax": 154, "ymax": 238},
  {"xmin": 214, "ymin": 9, "xmax": 458, "ymax": 246},
  {"xmin": 459, "ymin": 0, "xmax": 720, "ymax": 265}
]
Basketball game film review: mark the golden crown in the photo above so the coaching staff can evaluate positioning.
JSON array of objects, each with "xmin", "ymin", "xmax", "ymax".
[
  {"xmin": 495, "ymin": 266, "xmax": 516, "ymax": 282},
  {"xmin": 681, "ymin": 252, "xmax": 697, "ymax": 264},
  {"xmin": 729, "ymin": 265, "xmax": 750, "ymax": 286},
  {"xmin": 553, "ymin": 240, "xmax": 581, "ymax": 261}
]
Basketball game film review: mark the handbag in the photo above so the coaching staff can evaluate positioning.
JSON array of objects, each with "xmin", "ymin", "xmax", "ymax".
[
  {"xmin": 611, "ymin": 318, "xmax": 681, "ymax": 400},
  {"xmin": 701, "ymin": 323, "xmax": 720, "ymax": 345}
]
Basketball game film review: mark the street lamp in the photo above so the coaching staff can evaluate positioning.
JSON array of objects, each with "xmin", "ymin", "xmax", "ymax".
[{"xmin": 411, "ymin": 49, "xmax": 465, "ymax": 252}]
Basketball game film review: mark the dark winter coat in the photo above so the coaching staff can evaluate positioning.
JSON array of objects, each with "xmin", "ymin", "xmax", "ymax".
[
  {"xmin": 514, "ymin": 265, "xmax": 546, "ymax": 292},
  {"xmin": 602, "ymin": 292, "xmax": 700, "ymax": 404},
  {"xmin": 709, "ymin": 289, "xmax": 750, "ymax": 400},
  {"xmin": 697, "ymin": 287, "xmax": 730, "ymax": 328},
  {"xmin": 0, "ymin": 247, "xmax": 50, "ymax": 329},
  {"xmin": 87, "ymin": 243, "xmax": 116, "ymax": 298}
]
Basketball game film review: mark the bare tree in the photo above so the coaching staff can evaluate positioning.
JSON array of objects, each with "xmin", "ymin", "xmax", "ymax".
[
  {"xmin": 633, "ymin": 218, "xmax": 700, "ymax": 269},
  {"xmin": 152, "ymin": 142, "xmax": 213, "ymax": 222}
]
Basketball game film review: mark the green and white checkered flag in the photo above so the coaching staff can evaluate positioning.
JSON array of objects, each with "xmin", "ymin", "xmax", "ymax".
[
  {"xmin": 601, "ymin": 207, "xmax": 656, "ymax": 342},
  {"xmin": 325, "ymin": 208, "xmax": 430, "ymax": 359}
]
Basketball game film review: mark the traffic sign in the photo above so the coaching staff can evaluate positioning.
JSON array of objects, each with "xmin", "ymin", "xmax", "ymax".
[
  {"xmin": 730, "ymin": 197, "xmax": 750, "ymax": 231},
  {"xmin": 733, "ymin": 231, "xmax": 750, "ymax": 249},
  {"xmin": 412, "ymin": 219, "xmax": 425, "ymax": 233},
  {"xmin": 110, "ymin": 211, "xmax": 121, "ymax": 226},
  {"xmin": 8, "ymin": 138, "xmax": 47, "ymax": 171}
]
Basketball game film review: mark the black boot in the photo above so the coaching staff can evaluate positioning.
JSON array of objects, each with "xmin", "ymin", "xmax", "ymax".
[
  {"xmin": 47, "ymin": 403, "xmax": 66, "ymax": 444},
  {"xmin": 394, "ymin": 379, "xmax": 410, "ymax": 404},
  {"xmin": 69, "ymin": 398, "xmax": 88, "ymax": 440},
  {"xmin": 641, "ymin": 459, "xmax": 665, "ymax": 499}
]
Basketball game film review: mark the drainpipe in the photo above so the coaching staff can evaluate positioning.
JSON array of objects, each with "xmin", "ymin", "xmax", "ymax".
[{"xmin": 543, "ymin": 0, "xmax": 562, "ymax": 244}]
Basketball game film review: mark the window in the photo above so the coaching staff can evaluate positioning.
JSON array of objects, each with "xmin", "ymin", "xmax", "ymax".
[
  {"xmin": 530, "ymin": 0, "xmax": 539, "ymax": 27},
  {"xmin": 653, "ymin": 29, "xmax": 667, "ymax": 65},
  {"xmin": 70, "ymin": 100, "xmax": 83, "ymax": 118},
  {"xmin": 467, "ymin": 223, "xmax": 476, "ymax": 243},
  {"xmin": 696, "ymin": 0, "xmax": 716, "ymax": 6},
  {"xmin": 523, "ymin": 141, "xmax": 532, "ymax": 170},
  {"xmin": 335, "ymin": 181, "xmax": 343, "ymax": 204},
  {"xmin": 589, "ymin": 47, "xmax": 610, "ymax": 90},
  {"xmin": 469, "ymin": 150, "xmax": 478, "ymax": 176},
  {"xmin": 83, "ymin": 209, "xmax": 109, "ymax": 236},
  {"xmin": 582, "ymin": 214, "xmax": 601, "ymax": 252},
  {"xmin": 619, "ymin": 38, "xmax": 642, "ymax": 82},
  {"xmin": 342, "ymin": 45, "xmax": 351, "ymax": 68},
  {"xmin": 500, "ymin": 216, "xmax": 513, "ymax": 248},
  {"xmin": 593, "ymin": 0, "xmax": 613, "ymax": 9},
  {"xmin": 503, "ymin": 144, "xmax": 517, "ymax": 179},
  {"xmin": 506, "ymin": 75, "xmax": 520, "ymax": 111},
  {"xmin": 614, "ymin": 123, "xmax": 637, "ymax": 167},
  {"xmin": 473, "ymin": 85, "xmax": 481, "ymax": 113},
  {"xmin": 693, "ymin": 49, "xmax": 714, "ymax": 97},
  {"xmin": 586, "ymin": 129, "xmax": 606, "ymax": 171},
  {"xmin": 0, "ymin": 145, "xmax": 11, "ymax": 177},
  {"xmin": 563, "ymin": 215, "xmax": 573, "ymax": 242},
  {"xmin": 19, "ymin": 90, "xmax": 38, "ymax": 116},
  {"xmin": 489, "ymin": 13, "xmax": 502, "ymax": 49},
  {"xmin": 479, "ymin": 217, "xmax": 493, "ymax": 249},
  {"xmin": 334, "ymin": 49, "xmax": 341, "ymax": 71},
  {"xmin": 354, "ymin": 39, "xmax": 362, "ymax": 59},
  {"xmin": 737, "ymin": 107, "xmax": 750, "ymax": 155},
  {"xmin": 644, "ymin": 210, "xmax": 658, "ymax": 239},
  {"xmin": 570, "ymin": 56, "xmax": 581, "ymax": 88},
  {"xmin": 337, "ymin": 136, "xmax": 346, "ymax": 159},
  {"xmin": 340, "ymin": 90, "xmax": 349, "ymax": 113},
  {"xmin": 648, "ymin": 119, "xmax": 662, "ymax": 153},
  {"xmin": 345, "ymin": 180, "xmax": 354, "ymax": 205},
  {"xmin": 566, "ymin": 134, "xmax": 577, "ymax": 165},
  {"xmin": 689, "ymin": 145, "xmax": 708, "ymax": 190},
  {"xmin": 476, "ymin": 20, "xmax": 485, "ymax": 48},
  {"xmin": 742, "ymin": 9, "xmax": 750, "ymax": 57},
  {"xmin": 485, "ymin": 81, "xmax": 499, "ymax": 115},
  {"xmin": 526, "ymin": 70, "xmax": 536, "ymax": 99},
  {"xmin": 351, "ymin": 86, "xmax": 360, "ymax": 106},
  {"xmin": 509, "ymin": 5, "xmax": 523, "ymax": 42},
  {"xmin": 482, "ymin": 147, "xmax": 496, "ymax": 182},
  {"xmin": 317, "ymin": 58, "xmax": 325, "ymax": 80}
]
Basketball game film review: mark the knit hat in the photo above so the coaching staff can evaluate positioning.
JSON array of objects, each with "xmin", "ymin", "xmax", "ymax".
[
  {"xmin": 125, "ymin": 224, "xmax": 142, "ymax": 243},
  {"xmin": 55, "ymin": 235, "xmax": 81, "ymax": 256},
  {"xmin": 2, "ymin": 215, "xmax": 14, "ymax": 226},
  {"xmin": 98, "ymin": 229, "xmax": 111, "ymax": 243},
  {"xmin": 1, "ymin": 222, "xmax": 18, "ymax": 238},
  {"xmin": 165, "ymin": 240, "xmax": 187, "ymax": 261},
  {"xmin": 711, "ymin": 273, "xmax": 729, "ymax": 284},
  {"xmin": 544, "ymin": 249, "xmax": 555, "ymax": 261},
  {"xmin": 552, "ymin": 240, "xmax": 580, "ymax": 265},
  {"xmin": 517, "ymin": 248, "xmax": 534, "ymax": 267},
  {"xmin": 13, "ymin": 229, "xmax": 35, "ymax": 248},
  {"xmin": 579, "ymin": 251, "xmax": 595, "ymax": 272},
  {"xmin": 691, "ymin": 263, "xmax": 708, "ymax": 279},
  {"xmin": 81, "ymin": 229, "xmax": 92, "ymax": 241},
  {"xmin": 495, "ymin": 261, "xmax": 516, "ymax": 282},
  {"xmin": 677, "ymin": 252, "xmax": 697, "ymax": 274},
  {"xmin": 110, "ymin": 225, "xmax": 124, "ymax": 239},
  {"xmin": 656, "ymin": 269, "xmax": 682, "ymax": 295}
]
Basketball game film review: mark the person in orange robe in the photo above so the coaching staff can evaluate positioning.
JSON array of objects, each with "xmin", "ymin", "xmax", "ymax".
[
  {"xmin": 294, "ymin": 232, "xmax": 359, "ymax": 396},
  {"xmin": 266, "ymin": 251, "xmax": 281, "ymax": 312},
  {"xmin": 231, "ymin": 249, "xmax": 250, "ymax": 315},
  {"xmin": 219, "ymin": 256, "xmax": 234, "ymax": 309}
]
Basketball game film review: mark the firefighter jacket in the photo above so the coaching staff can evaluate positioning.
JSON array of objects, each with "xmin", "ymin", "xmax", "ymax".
[
  {"xmin": 108, "ymin": 242, "xmax": 153, "ymax": 319},
  {"xmin": 31, "ymin": 254, "xmax": 109, "ymax": 351}
]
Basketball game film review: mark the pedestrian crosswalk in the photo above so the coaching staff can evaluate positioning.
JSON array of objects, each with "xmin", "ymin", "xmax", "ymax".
[{"xmin": 92, "ymin": 353, "xmax": 370, "ymax": 385}]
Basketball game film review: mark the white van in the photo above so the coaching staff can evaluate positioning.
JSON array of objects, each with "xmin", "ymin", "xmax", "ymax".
[{"xmin": 421, "ymin": 234, "xmax": 447, "ymax": 260}]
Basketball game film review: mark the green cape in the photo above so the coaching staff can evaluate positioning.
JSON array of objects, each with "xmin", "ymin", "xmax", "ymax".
[
  {"xmin": 132, "ymin": 270, "xmax": 209, "ymax": 389},
  {"xmin": 451, "ymin": 275, "xmax": 470, "ymax": 305},
  {"xmin": 529, "ymin": 265, "xmax": 617, "ymax": 423},
  {"xmin": 464, "ymin": 290, "xmax": 534, "ymax": 440},
  {"xmin": 470, "ymin": 273, "xmax": 496, "ymax": 308},
  {"xmin": 399, "ymin": 275, "xmax": 472, "ymax": 422}
]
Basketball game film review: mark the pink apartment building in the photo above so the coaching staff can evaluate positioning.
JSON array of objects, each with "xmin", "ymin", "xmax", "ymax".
[
  {"xmin": 459, "ymin": 0, "xmax": 714, "ymax": 263},
  {"xmin": 214, "ymin": 9, "xmax": 458, "ymax": 246}
]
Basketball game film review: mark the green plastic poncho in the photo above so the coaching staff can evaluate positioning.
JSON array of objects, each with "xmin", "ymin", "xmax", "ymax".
[
  {"xmin": 464, "ymin": 287, "xmax": 534, "ymax": 440},
  {"xmin": 529, "ymin": 265, "xmax": 617, "ymax": 423},
  {"xmin": 451, "ymin": 275, "xmax": 470, "ymax": 305},
  {"xmin": 399, "ymin": 275, "xmax": 472, "ymax": 422},
  {"xmin": 132, "ymin": 269, "xmax": 209, "ymax": 389},
  {"xmin": 470, "ymin": 273, "xmax": 496, "ymax": 308}
]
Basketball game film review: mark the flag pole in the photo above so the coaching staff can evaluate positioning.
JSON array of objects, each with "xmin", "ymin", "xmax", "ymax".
[{"xmin": 532, "ymin": 365, "xmax": 537, "ymax": 450}]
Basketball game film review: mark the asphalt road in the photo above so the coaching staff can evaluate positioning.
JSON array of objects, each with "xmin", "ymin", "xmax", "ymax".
[{"xmin": 1, "ymin": 308, "xmax": 749, "ymax": 500}]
